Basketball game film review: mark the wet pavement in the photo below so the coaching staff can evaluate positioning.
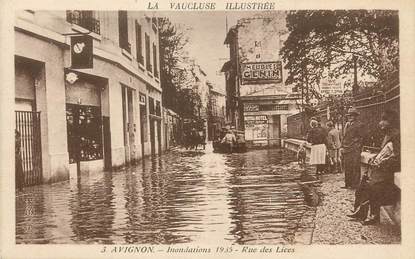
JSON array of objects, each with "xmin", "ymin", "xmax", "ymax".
[{"xmin": 16, "ymin": 145, "xmax": 316, "ymax": 244}]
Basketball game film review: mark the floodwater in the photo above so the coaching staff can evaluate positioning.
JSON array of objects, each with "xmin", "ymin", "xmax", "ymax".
[{"xmin": 16, "ymin": 145, "xmax": 316, "ymax": 244}]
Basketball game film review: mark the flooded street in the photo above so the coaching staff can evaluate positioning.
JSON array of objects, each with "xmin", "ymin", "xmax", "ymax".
[{"xmin": 16, "ymin": 145, "xmax": 316, "ymax": 245}]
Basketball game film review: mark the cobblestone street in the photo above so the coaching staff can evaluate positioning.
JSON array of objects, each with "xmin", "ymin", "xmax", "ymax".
[{"xmin": 312, "ymin": 173, "xmax": 401, "ymax": 244}]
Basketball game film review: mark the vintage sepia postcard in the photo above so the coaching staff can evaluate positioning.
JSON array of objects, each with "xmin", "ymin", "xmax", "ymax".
[{"xmin": 1, "ymin": 0, "xmax": 414, "ymax": 258}]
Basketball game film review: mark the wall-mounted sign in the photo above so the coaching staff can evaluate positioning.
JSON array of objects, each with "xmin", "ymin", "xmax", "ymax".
[
  {"xmin": 320, "ymin": 79, "xmax": 343, "ymax": 95},
  {"xmin": 71, "ymin": 35, "xmax": 93, "ymax": 69},
  {"xmin": 244, "ymin": 115, "xmax": 268, "ymax": 126},
  {"xmin": 65, "ymin": 72, "xmax": 78, "ymax": 84},
  {"xmin": 244, "ymin": 115, "xmax": 268, "ymax": 140},
  {"xmin": 244, "ymin": 104, "xmax": 259, "ymax": 112},
  {"xmin": 139, "ymin": 93, "xmax": 146, "ymax": 105},
  {"xmin": 241, "ymin": 61, "xmax": 282, "ymax": 85}
]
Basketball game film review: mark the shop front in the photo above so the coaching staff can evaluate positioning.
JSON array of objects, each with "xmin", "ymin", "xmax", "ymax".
[
  {"xmin": 242, "ymin": 98, "xmax": 299, "ymax": 148},
  {"xmin": 65, "ymin": 71, "xmax": 109, "ymax": 176}
]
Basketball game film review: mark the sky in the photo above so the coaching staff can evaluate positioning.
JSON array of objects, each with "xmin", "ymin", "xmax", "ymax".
[{"xmin": 158, "ymin": 11, "xmax": 267, "ymax": 93}]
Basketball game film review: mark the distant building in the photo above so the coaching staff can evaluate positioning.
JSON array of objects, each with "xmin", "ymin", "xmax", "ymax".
[
  {"xmin": 207, "ymin": 84, "xmax": 226, "ymax": 141},
  {"xmin": 15, "ymin": 10, "xmax": 164, "ymax": 186},
  {"xmin": 222, "ymin": 15, "xmax": 301, "ymax": 148}
]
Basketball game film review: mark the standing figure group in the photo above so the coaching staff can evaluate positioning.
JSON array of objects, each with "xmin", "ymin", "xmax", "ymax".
[
  {"xmin": 306, "ymin": 107, "xmax": 400, "ymax": 225},
  {"xmin": 307, "ymin": 107, "xmax": 362, "ymax": 180}
]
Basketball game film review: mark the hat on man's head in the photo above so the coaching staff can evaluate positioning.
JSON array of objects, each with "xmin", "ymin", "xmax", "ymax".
[
  {"xmin": 346, "ymin": 107, "xmax": 360, "ymax": 116},
  {"xmin": 310, "ymin": 119, "xmax": 318, "ymax": 128}
]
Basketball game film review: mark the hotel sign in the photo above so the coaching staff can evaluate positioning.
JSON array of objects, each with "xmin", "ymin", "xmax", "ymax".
[
  {"xmin": 241, "ymin": 61, "xmax": 282, "ymax": 85},
  {"xmin": 244, "ymin": 115, "xmax": 268, "ymax": 126}
]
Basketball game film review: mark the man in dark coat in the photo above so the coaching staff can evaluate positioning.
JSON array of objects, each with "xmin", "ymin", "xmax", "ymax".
[
  {"xmin": 362, "ymin": 110, "xmax": 400, "ymax": 225},
  {"xmin": 340, "ymin": 107, "xmax": 365, "ymax": 189}
]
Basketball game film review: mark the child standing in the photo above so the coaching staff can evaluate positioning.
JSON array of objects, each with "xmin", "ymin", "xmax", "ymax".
[{"xmin": 297, "ymin": 142, "xmax": 307, "ymax": 168}]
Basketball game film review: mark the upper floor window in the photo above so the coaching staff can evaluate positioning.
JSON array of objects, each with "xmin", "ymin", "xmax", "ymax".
[
  {"xmin": 155, "ymin": 100, "xmax": 161, "ymax": 116},
  {"xmin": 66, "ymin": 10, "xmax": 100, "ymax": 34},
  {"xmin": 118, "ymin": 11, "xmax": 130, "ymax": 53},
  {"xmin": 145, "ymin": 33, "xmax": 152, "ymax": 72},
  {"xmin": 153, "ymin": 43, "xmax": 159, "ymax": 78},
  {"xmin": 148, "ymin": 96, "xmax": 155, "ymax": 115},
  {"xmin": 135, "ymin": 21, "xmax": 144, "ymax": 65}
]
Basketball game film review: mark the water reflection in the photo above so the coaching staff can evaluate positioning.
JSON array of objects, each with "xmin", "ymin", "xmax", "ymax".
[
  {"xmin": 69, "ymin": 171, "xmax": 115, "ymax": 243},
  {"xmin": 16, "ymin": 146, "xmax": 315, "ymax": 244}
]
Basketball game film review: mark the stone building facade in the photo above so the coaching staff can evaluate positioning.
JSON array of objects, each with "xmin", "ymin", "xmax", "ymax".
[
  {"xmin": 15, "ymin": 10, "xmax": 164, "ymax": 185},
  {"xmin": 207, "ymin": 86, "xmax": 226, "ymax": 141},
  {"xmin": 222, "ymin": 15, "xmax": 301, "ymax": 147}
]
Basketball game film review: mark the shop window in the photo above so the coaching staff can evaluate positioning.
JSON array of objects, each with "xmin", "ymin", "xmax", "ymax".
[
  {"xmin": 145, "ymin": 33, "xmax": 152, "ymax": 72},
  {"xmin": 66, "ymin": 104, "xmax": 103, "ymax": 163},
  {"xmin": 118, "ymin": 10, "xmax": 130, "ymax": 52},
  {"xmin": 66, "ymin": 10, "xmax": 100, "ymax": 34},
  {"xmin": 153, "ymin": 43, "xmax": 159, "ymax": 77},
  {"xmin": 135, "ymin": 21, "xmax": 144, "ymax": 65}
]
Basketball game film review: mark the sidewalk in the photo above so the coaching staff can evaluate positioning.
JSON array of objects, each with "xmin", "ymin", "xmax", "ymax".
[{"xmin": 311, "ymin": 172, "xmax": 401, "ymax": 244}]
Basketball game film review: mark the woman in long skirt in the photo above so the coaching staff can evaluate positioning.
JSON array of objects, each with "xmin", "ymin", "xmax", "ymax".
[{"xmin": 307, "ymin": 119, "xmax": 328, "ymax": 175}]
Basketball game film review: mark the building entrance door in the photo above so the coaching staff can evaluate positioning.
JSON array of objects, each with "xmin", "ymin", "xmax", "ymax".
[
  {"xmin": 122, "ymin": 86, "xmax": 136, "ymax": 164},
  {"xmin": 270, "ymin": 115, "xmax": 281, "ymax": 147},
  {"xmin": 15, "ymin": 111, "xmax": 42, "ymax": 187}
]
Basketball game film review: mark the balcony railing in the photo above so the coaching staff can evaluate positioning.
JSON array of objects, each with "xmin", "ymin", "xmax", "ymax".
[{"xmin": 67, "ymin": 11, "xmax": 100, "ymax": 35}]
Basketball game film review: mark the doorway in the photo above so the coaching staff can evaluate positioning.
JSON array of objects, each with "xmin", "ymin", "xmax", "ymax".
[
  {"xmin": 15, "ymin": 111, "xmax": 42, "ymax": 186},
  {"xmin": 121, "ymin": 85, "xmax": 136, "ymax": 164}
]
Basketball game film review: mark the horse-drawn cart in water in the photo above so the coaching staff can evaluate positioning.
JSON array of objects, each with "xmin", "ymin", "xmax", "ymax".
[
  {"xmin": 182, "ymin": 118, "xmax": 207, "ymax": 150},
  {"xmin": 212, "ymin": 129, "xmax": 247, "ymax": 153}
]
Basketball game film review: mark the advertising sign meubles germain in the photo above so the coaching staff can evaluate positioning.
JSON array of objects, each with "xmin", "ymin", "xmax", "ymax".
[{"xmin": 241, "ymin": 61, "xmax": 282, "ymax": 85}]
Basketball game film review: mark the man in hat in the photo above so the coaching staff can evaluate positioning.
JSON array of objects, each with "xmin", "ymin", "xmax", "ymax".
[
  {"xmin": 340, "ymin": 107, "xmax": 365, "ymax": 189},
  {"xmin": 326, "ymin": 121, "xmax": 341, "ymax": 173}
]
